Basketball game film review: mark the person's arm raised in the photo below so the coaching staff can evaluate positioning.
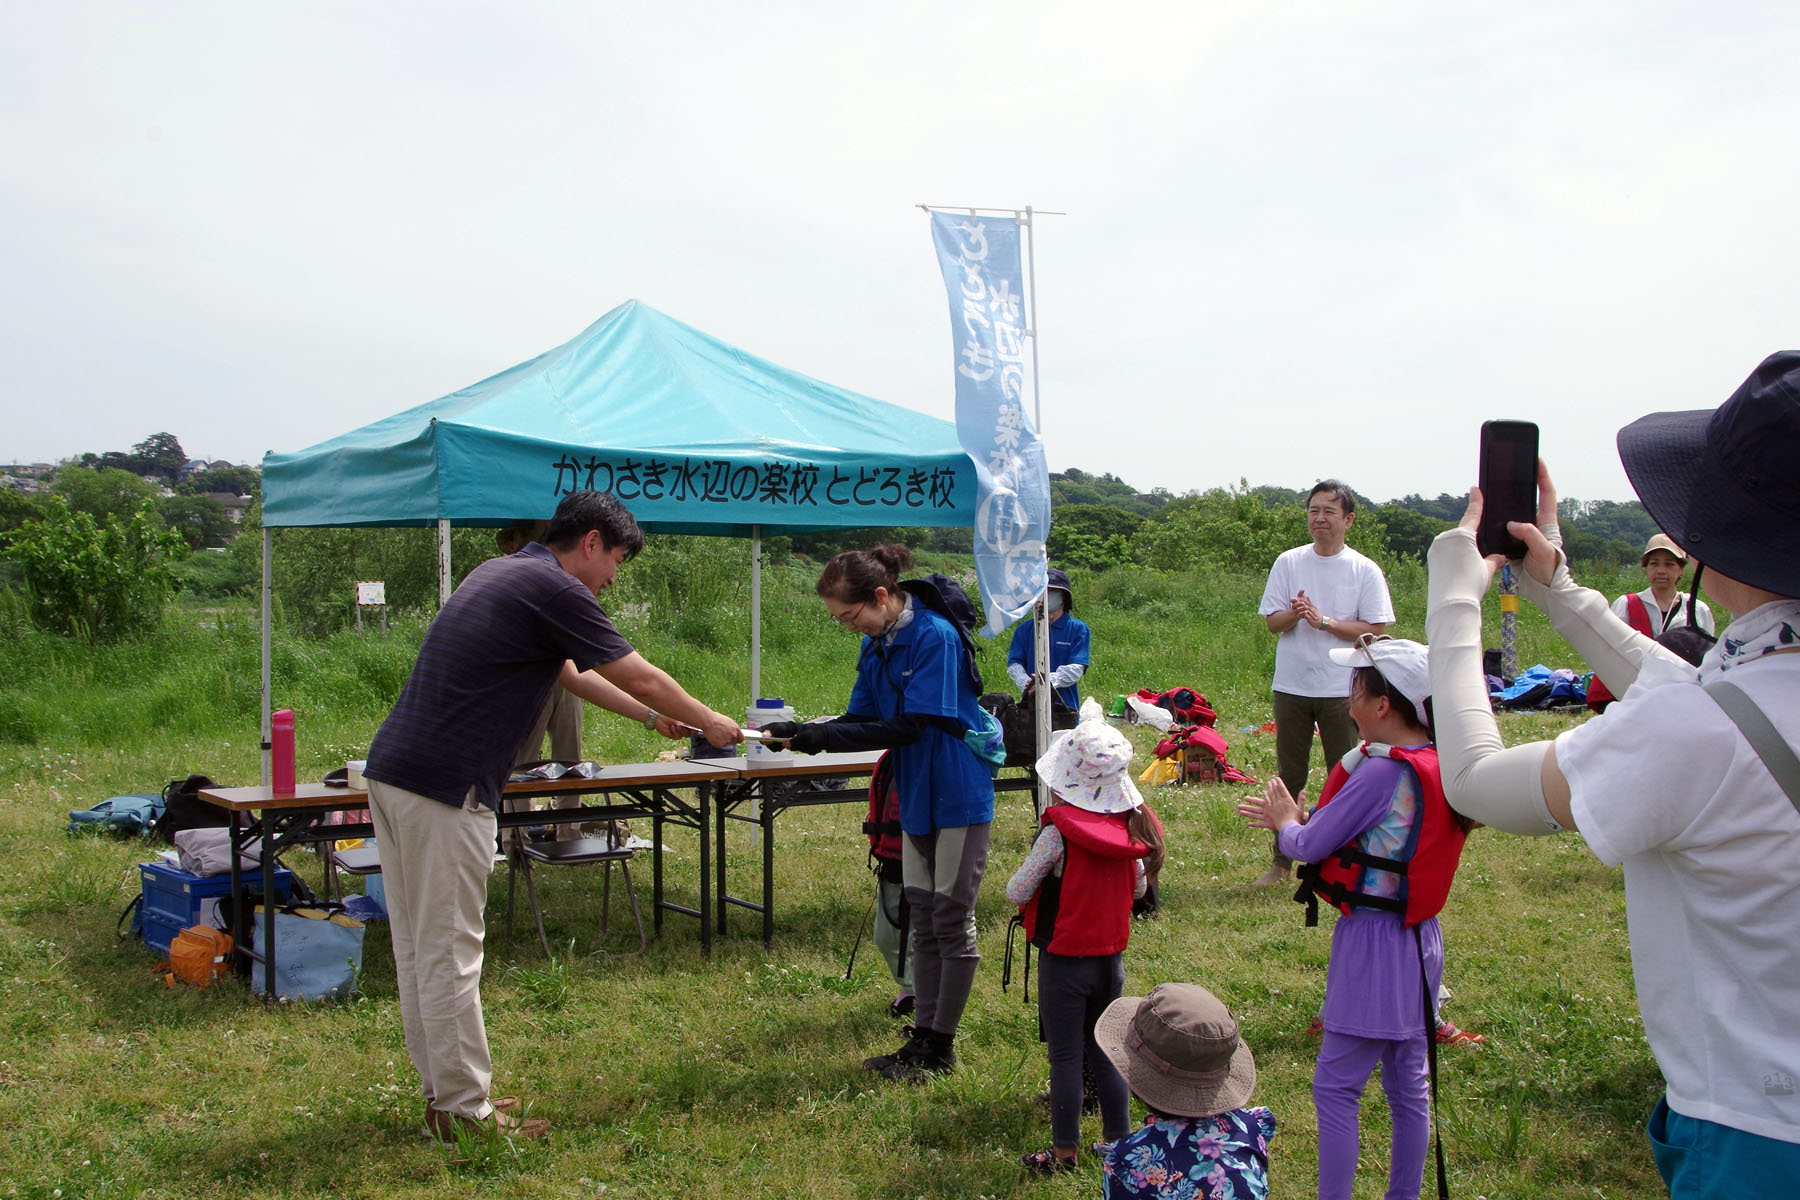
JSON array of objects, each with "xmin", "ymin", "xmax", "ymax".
[
  {"xmin": 1424, "ymin": 484, "xmax": 1572, "ymax": 834},
  {"xmin": 1508, "ymin": 463, "xmax": 1684, "ymax": 697}
]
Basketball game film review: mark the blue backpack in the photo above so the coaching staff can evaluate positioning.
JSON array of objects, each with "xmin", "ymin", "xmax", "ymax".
[{"xmin": 68, "ymin": 793, "xmax": 165, "ymax": 836}]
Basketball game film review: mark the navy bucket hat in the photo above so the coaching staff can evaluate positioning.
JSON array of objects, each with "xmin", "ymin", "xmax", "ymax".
[
  {"xmin": 1046, "ymin": 567, "xmax": 1074, "ymax": 613},
  {"xmin": 1616, "ymin": 352, "xmax": 1800, "ymax": 600}
]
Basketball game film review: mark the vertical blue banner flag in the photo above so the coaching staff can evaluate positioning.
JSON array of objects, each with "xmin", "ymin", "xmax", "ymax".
[{"xmin": 929, "ymin": 210, "xmax": 1051, "ymax": 636}]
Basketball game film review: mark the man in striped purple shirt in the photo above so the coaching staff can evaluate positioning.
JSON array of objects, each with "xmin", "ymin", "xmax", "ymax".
[{"xmin": 365, "ymin": 490, "xmax": 740, "ymax": 1141}]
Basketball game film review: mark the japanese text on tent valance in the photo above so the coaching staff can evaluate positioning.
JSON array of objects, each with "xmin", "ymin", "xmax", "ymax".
[{"xmin": 549, "ymin": 454, "xmax": 960, "ymax": 510}]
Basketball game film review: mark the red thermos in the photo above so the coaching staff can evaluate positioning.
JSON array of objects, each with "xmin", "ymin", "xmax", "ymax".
[{"xmin": 271, "ymin": 709, "xmax": 296, "ymax": 793}]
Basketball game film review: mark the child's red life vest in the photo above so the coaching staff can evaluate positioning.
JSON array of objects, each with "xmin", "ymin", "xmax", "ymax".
[
  {"xmin": 1586, "ymin": 593, "xmax": 1652, "ymax": 712},
  {"xmin": 1294, "ymin": 743, "xmax": 1466, "ymax": 929},
  {"xmin": 1019, "ymin": 806, "xmax": 1149, "ymax": 957},
  {"xmin": 862, "ymin": 751, "xmax": 902, "ymax": 876}
]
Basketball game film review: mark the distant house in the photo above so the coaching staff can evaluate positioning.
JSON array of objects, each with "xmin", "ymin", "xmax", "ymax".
[
  {"xmin": 203, "ymin": 492, "xmax": 253, "ymax": 524},
  {"xmin": 180, "ymin": 458, "xmax": 209, "ymax": 480},
  {"xmin": 208, "ymin": 459, "xmax": 233, "ymax": 472}
]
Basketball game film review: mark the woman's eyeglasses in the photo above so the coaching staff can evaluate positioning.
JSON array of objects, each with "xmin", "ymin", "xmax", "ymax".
[{"xmin": 829, "ymin": 602, "xmax": 865, "ymax": 628}]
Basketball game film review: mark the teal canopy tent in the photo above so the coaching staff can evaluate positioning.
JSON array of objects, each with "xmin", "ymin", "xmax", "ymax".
[
  {"xmin": 253, "ymin": 301, "xmax": 977, "ymax": 784},
  {"xmin": 262, "ymin": 299, "xmax": 974, "ymax": 535}
]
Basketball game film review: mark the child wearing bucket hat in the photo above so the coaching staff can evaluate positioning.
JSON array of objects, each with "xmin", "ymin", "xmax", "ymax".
[
  {"xmin": 1007, "ymin": 712, "xmax": 1165, "ymax": 1172},
  {"xmin": 1238, "ymin": 635, "xmax": 1474, "ymax": 1200},
  {"xmin": 1426, "ymin": 353, "xmax": 1800, "ymax": 1194},
  {"xmin": 1093, "ymin": 983, "xmax": 1275, "ymax": 1199}
]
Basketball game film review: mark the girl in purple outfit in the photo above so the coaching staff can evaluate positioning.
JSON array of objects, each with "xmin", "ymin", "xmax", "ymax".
[{"xmin": 1238, "ymin": 636, "xmax": 1471, "ymax": 1200}]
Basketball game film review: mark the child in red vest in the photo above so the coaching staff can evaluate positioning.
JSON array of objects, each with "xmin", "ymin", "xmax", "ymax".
[
  {"xmin": 1238, "ymin": 635, "xmax": 1472, "ymax": 1200},
  {"xmin": 1009, "ymin": 714, "xmax": 1165, "ymax": 1172}
]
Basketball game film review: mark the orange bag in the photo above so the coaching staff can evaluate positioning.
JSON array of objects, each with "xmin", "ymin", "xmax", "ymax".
[{"xmin": 164, "ymin": 925, "xmax": 234, "ymax": 989}]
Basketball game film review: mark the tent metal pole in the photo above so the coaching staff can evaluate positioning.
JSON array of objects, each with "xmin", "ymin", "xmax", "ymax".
[
  {"xmin": 438, "ymin": 519, "xmax": 452, "ymax": 608},
  {"xmin": 750, "ymin": 525, "xmax": 762, "ymax": 700},
  {"xmin": 1025, "ymin": 205, "xmax": 1054, "ymax": 819},
  {"xmin": 260, "ymin": 525, "xmax": 273, "ymax": 788}
]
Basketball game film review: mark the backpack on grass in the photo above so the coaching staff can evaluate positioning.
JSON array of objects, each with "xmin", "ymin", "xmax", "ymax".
[
  {"xmin": 67, "ymin": 793, "xmax": 164, "ymax": 837},
  {"xmin": 155, "ymin": 774, "xmax": 239, "ymax": 844}
]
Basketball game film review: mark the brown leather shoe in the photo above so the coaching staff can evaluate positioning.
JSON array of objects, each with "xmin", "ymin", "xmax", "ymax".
[
  {"xmin": 1249, "ymin": 865, "xmax": 1290, "ymax": 889},
  {"xmin": 425, "ymin": 1104, "xmax": 549, "ymax": 1141}
]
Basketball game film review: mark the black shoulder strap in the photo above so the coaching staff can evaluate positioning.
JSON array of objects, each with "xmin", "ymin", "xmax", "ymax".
[{"xmin": 1705, "ymin": 681, "xmax": 1800, "ymax": 813}]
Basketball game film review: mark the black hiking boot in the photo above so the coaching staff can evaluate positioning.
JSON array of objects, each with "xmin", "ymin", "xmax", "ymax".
[
  {"xmin": 863, "ymin": 1025, "xmax": 926, "ymax": 1075},
  {"xmin": 873, "ymin": 1027, "xmax": 955, "ymax": 1082}
]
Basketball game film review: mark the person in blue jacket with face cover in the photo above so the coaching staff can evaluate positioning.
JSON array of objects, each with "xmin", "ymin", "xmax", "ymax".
[{"xmin": 1007, "ymin": 568, "xmax": 1092, "ymax": 711}]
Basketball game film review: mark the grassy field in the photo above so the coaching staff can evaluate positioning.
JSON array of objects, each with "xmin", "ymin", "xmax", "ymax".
[{"xmin": 0, "ymin": 551, "xmax": 1664, "ymax": 1199}]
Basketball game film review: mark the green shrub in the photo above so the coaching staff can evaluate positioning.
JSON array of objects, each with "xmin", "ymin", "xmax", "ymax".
[{"xmin": 1, "ymin": 496, "xmax": 189, "ymax": 641}]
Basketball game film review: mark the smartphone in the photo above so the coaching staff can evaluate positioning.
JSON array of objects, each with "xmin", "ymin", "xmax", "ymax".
[{"xmin": 1477, "ymin": 420, "xmax": 1539, "ymax": 558}]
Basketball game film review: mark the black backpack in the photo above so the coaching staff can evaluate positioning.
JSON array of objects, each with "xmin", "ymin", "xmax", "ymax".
[
  {"xmin": 155, "ymin": 774, "xmax": 237, "ymax": 843},
  {"xmin": 899, "ymin": 574, "xmax": 985, "ymax": 694},
  {"xmin": 980, "ymin": 691, "xmax": 1078, "ymax": 767}
]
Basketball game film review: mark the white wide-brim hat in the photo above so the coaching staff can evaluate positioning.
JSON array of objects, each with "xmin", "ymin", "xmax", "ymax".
[{"xmin": 1035, "ymin": 718, "xmax": 1143, "ymax": 814}]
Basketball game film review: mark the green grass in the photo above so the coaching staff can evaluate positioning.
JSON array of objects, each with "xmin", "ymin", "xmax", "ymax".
[{"xmin": 0, "ymin": 557, "xmax": 1664, "ymax": 1198}]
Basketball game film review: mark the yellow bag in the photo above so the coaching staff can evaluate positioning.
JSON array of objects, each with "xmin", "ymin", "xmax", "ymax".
[
  {"xmin": 165, "ymin": 925, "xmax": 233, "ymax": 989},
  {"xmin": 1138, "ymin": 756, "xmax": 1180, "ymax": 786}
]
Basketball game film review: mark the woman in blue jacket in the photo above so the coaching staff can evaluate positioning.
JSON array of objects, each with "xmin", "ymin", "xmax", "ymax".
[{"xmin": 765, "ymin": 543, "xmax": 995, "ymax": 1079}]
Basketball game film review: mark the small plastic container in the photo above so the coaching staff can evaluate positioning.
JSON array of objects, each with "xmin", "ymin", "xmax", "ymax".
[
  {"xmin": 745, "ymin": 697, "xmax": 795, "ymax": 764},
  {"xmin": 271, "ymin": 709, "xmax": 296, "ymax": 794},
  {"xmin": 138, "ymin": 860, "xmax": 296, "ymax": 953}
]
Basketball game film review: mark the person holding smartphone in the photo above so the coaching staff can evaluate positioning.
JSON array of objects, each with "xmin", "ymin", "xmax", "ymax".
[
  {"xmin": 1423, "ymin": 354, "xmax": 1800, "ymax": 1194},
  {"xmin": 1253, "ymin": 480, "xmax": 1396, "ymax": 889}
]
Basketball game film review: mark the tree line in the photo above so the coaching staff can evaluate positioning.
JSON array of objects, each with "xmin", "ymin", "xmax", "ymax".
[
  {"xmin": 1044, "ymin": 468, "xmax": 1659, "ymax": 574},
  {"xmin": 1, "ymin": 449, "xmax": 1660, "ymax": 644}
]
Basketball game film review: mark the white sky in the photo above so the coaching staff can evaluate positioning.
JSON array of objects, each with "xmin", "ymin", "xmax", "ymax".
[{"xmin": 3, "ymin": 1, "xmax": 1796, "ymax": 504}]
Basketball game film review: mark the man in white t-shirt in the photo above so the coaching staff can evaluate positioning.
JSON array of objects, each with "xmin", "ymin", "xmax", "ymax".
[{"xmin": 1253, "ymin": 480, "xmax": 1396, "ymax": 888}]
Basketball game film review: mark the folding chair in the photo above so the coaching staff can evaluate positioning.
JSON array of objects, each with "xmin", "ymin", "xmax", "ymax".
[
  {"xmin": 322, "ymin": 844, "xmax": 382, "ymax": 903},
  {"xmin": 505, "ymin": 825, "xmax": 646, "ymax": 957}
]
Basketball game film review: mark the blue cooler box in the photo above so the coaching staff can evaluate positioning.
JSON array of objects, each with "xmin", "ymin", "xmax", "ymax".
[{"xmin": 138, "ymin": 860, "xmax": 296, "ymax": 953}]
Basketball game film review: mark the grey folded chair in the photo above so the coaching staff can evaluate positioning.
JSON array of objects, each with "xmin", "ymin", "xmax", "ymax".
[
  {"xmin": 322, "ymin": 844, "xmax": 382, "ymax": 902},
  {"xmin": 505, "ymin": 826, "xmax": 646, "ymax": 958}
]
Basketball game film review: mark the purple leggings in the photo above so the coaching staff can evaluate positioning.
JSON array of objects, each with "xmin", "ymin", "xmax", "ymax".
[{"xmin": 1314, "ymin": 1030, "xmax": 1429, "ymax": 1200}]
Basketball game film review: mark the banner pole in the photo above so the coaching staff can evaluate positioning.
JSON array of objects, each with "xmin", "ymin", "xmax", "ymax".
[{"xmin": 1023, "ymin": 207, "xmax": 1054, "ymax": 819}]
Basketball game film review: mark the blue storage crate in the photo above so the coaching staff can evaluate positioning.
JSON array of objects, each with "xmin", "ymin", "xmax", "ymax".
[{"xmin": 138, "ymin": 860, "xmax": 295, "ymax": 953}]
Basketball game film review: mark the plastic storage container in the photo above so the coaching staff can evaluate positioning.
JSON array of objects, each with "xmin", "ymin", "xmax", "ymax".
[
  {"xmin": 138, "ymin": 860, "xmax": 296, "ymax": 953},
  {"xmin": 745, "ymin": 697, "xmax": 795, "ymax": 764}
]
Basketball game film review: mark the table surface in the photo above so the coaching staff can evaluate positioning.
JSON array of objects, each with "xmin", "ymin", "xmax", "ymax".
[
  {"xmin": 707, "ymin": 750, "xmax": 885, "ymax": 777},
  {"xmin": 198, "ymin": 758, "xmax": 742, "ymax": 811}
]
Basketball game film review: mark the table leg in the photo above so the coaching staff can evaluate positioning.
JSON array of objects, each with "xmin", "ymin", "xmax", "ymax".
[
  {"xmin": 260, "ymin": 809, "xmax": 277, "ymax": 996},
  {"xmin": 651, "ymin": 804, "xmax": 665, "ymax": 936},
  {"xmin": 715, "ymin": 783, "xmax": 730, "ymax": 937},
  {"xmin": 697, "ymin": 782, "xmax": 712, "ymax": 957},
  {"xmin": 226, "ymin": 816, "xmax": 246, "ymax": 976},
  {"xmin": 762, "ymin": 798, "xmax": 776, "ymax": 947}
]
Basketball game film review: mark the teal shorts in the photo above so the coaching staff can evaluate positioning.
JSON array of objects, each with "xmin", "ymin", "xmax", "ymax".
[{"xmin": 1648, "ymin": 1096, "xmax": 1800, "ymax": 1198}]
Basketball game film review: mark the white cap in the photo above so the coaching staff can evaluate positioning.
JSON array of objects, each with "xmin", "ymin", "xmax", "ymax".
[{"xmin": 1328, "ymin": 636, "xmax": 1432, "ymax": 728}]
